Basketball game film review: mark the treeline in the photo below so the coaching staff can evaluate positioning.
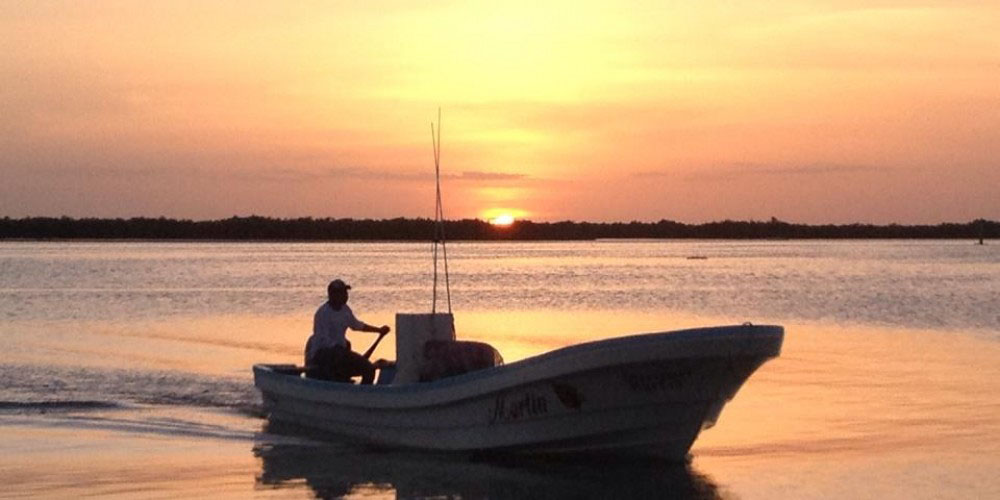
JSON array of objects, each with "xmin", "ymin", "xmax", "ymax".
[{"xmin": 0, "ymin": 216, "xmax": 996, "ymax": 241}]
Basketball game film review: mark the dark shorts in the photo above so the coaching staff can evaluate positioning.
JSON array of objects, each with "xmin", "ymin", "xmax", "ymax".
[{"xmin": 307, "ymin": 344, "xmax": 373, "ymax": 382}]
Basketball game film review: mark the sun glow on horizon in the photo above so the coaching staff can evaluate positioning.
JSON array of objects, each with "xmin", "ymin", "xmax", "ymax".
[
  {"xmin": 483, "ymin": 208, "xmax": 527, "ymax": 226},
  {"xmin": 490, "ymin": 213, "xmax": 516, "ymax": 226}
]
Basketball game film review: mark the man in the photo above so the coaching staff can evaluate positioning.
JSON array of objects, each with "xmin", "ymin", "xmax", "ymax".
[{"xmin": 305, "ymin": 279, "xmax": 390, "ymax": 384}]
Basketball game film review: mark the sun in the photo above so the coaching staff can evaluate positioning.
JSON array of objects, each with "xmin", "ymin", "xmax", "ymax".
[
  {"xmin": 489, "ymin": 213, "xmax": 516, "ymax": 226},
  {"xmin": 483, "ymin": 208, "xmax": 527, "ymax": 226}
]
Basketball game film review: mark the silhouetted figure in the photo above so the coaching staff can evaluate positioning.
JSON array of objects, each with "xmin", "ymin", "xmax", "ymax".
[{"xmin": 305, "ymin": 279, "xmax": 390, "ymax": 384}]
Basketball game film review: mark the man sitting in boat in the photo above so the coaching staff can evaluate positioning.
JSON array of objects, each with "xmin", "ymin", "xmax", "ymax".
[{"xmin": 305, "ymin": 279, "xmax": 390, "ymax": 384}]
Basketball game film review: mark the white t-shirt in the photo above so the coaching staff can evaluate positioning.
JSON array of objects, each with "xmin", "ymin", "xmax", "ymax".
[{"xmin": 305, "ymin": 302, "xmax": 365, "ymax": 363}]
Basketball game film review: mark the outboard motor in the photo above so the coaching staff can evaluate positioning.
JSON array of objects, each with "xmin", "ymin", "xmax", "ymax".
[{"xmin": 420, "ymin": 340, "xmax": 503, "ymax": 382}]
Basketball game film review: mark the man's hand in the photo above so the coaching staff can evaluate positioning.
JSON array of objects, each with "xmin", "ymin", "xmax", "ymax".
[{"xmin": 378, "ymin": 325, "xmax": 391, "ymax": 335}]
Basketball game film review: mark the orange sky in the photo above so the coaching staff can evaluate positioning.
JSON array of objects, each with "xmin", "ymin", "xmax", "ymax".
[{"xmin": 2, "ymin": 1, "xmax": 998, "ymax": 223}]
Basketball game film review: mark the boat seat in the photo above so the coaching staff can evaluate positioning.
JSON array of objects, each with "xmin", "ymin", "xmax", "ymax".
[
  {"xmin": 419, "ymin": 340, "xmax": 503, "ymax": 382},
  {"xmin": 304, "ymin": 360, "xmax": 396, "ymax": 384},
  {"xmin": 303, "ymin": 366, "xmax": 353, "ymax": 383}
]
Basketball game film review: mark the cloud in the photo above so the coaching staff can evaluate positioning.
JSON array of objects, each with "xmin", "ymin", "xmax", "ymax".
[
  {"xmin": 740, "ymin": 163, "xmax": 882, "ymax": 176},
  {"xmin": 628, "ymin": 162, "xmax": 932, "ymax": 182},
  {"xmin": 632, "ymin": 170, "xmax": 675, "ymax": 178},
  {"xmin": 675, "ymin": 162, "xmax": 911, "ymax": 181},
  {"xmin": 2, "ymin": 161, "xmax": 535, "ymax": 187},
  {"xmin": 250, "ymin": 167, "xmax": 533, "ymax": 184},
  {"xmin": 449, "ymin": 171, "xmax": 528, "ymax": 181}
]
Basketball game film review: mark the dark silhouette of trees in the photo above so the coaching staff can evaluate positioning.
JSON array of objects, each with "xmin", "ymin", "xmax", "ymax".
[{"xmin": 0, "ymin": 216, "xmax": 996, "ymax": 241}]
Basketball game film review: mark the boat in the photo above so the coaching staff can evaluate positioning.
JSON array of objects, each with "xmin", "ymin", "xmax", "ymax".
[
  {"xmin": 253, "ymin": 322, "xmax": 782, "ymax": 460},
  {"xmin": 254, "ymin": 115, "xmax": 783, "ymax": 459}
]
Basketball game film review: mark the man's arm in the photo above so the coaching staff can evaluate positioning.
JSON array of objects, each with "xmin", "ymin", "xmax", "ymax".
[
  {"xmin": 359, "ymin": 323, "xmax": 391, "ymax": 335},
  {"xmin": 348, "ymin": 310, "xmax": 390, "ymax": 335}
]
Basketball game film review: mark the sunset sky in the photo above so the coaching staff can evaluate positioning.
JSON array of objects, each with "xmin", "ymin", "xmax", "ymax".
[{"xmin": 2, "ymin": 1, "xmax": 998, "ymax": 223}]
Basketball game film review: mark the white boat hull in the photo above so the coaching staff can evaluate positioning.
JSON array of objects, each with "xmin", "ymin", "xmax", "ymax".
[{"xmin": 254, "ymin": 324, "xmax": 783, "ymax": 460}]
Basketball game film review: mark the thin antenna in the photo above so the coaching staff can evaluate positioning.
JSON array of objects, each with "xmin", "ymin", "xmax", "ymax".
[
  {"xmin": 431, "ymin": 108, "xmax": 452, "ymax": 314},
  {"xmin": 431, "ymin": 121, "xmax": 438, "ymax": 313}
]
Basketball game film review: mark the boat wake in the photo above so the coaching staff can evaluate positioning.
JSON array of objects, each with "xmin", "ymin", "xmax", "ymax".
[
  {"xmin": 0, "ymin": 363, "xmax": 261, "ymax": 414},
  {"xmin": 0, "ymin": 400, "xmax": 124, "ymax": 412},
  {"xmin": 0, "ymin": 363, "xmax": 265, "ymax": 442}
]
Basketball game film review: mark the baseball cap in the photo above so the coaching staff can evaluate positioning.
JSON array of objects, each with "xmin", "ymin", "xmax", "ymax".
[{"xmin": 328, "ymin": 279, "xmax": 352, "ymax": 291}]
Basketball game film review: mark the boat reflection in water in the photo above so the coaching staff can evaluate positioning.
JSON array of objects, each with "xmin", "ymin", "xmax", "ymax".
[{"xmin": 254, "ymin": 438, "xmax": 723, "ymax": 499}]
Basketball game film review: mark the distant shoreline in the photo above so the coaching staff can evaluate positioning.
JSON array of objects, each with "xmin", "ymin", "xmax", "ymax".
[{"xmin": 1, "ymin": 216, "xmax": 996, "ymax": 241}]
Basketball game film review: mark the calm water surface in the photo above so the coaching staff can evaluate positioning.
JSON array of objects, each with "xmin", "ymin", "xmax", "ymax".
[{"xmin": 1, "ymin": 240, "xmax": 998, "ymax": 498}]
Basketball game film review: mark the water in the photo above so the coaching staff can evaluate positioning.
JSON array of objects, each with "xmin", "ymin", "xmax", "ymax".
[
  {"xmin": 3, "ymin": 240, "xmax": 996, "ymax": 331},
  {"xmin": 1, "ymin": 240, "xmax": 998, "ymax": 498}
]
